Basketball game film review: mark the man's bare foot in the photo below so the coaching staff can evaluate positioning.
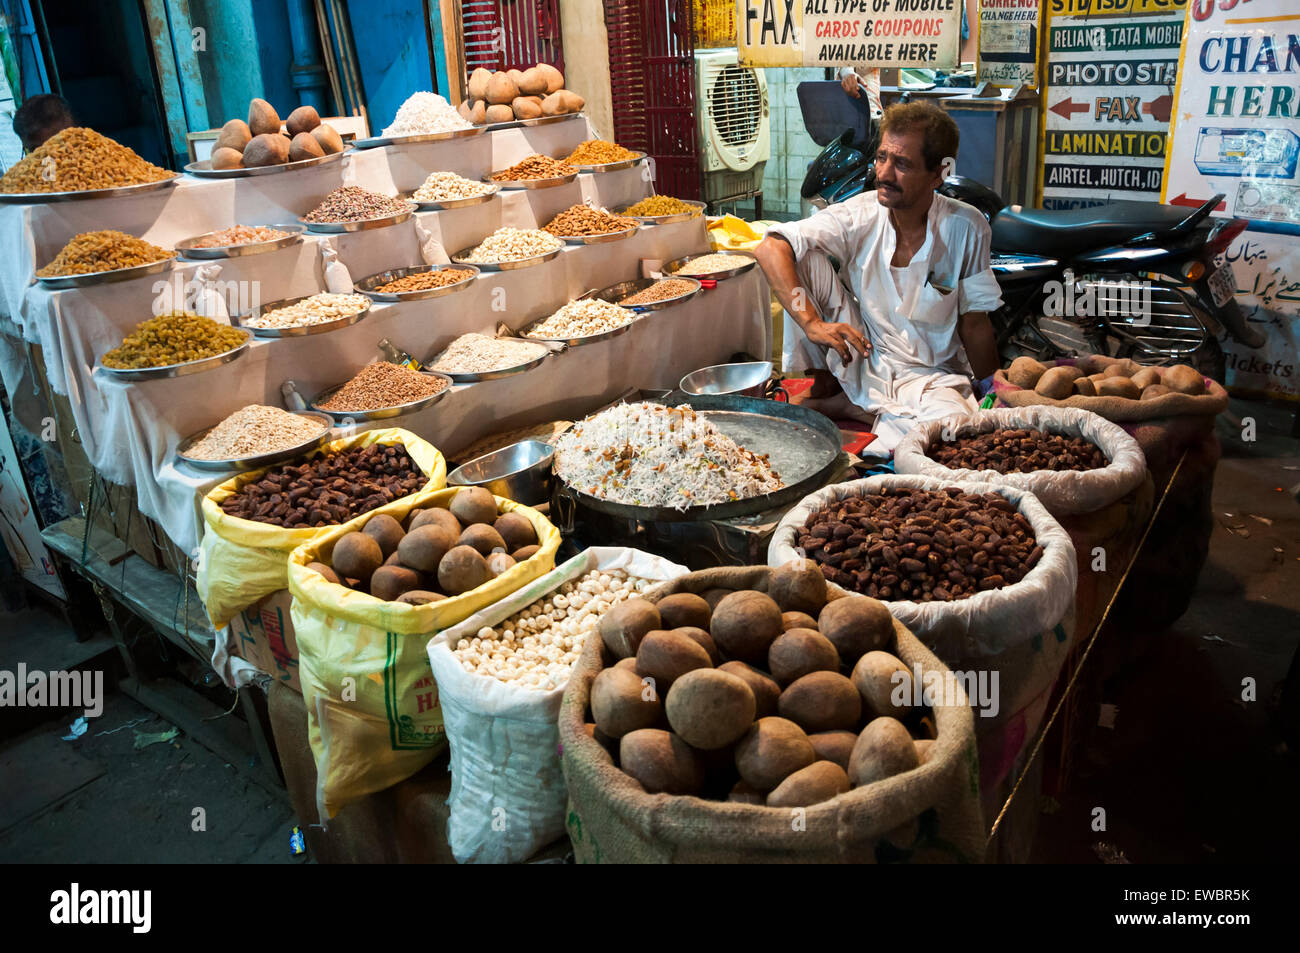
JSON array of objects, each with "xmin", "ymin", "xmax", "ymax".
[{"xmin": 796, "ymin": 390, "xmax": 876, "ymax": 426}]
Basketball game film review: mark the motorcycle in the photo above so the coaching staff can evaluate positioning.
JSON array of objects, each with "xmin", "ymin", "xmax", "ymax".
[{"xmin": 797, "ymin": 92, "xmax": 1265, "ymax": 380}]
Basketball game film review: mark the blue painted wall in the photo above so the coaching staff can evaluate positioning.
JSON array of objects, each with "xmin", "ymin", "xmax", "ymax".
[{"xmin": 343, "ymin": 0, "xmax": 434, "ymax": 134}]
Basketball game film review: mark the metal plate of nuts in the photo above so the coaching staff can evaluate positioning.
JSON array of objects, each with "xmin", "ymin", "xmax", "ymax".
[
  {"xmin": 184, "ymin": 150, "xmax": 348, "ymax": 178},
  {"xmin": 663, "ymin": 249, "xmax": 758, "ymax": 281},
  {"xmin": 552, "ymin": 224, "xmax": 639, "ymax": 245},
  {"xmin": 613, "ymin": 199, "xmax": 708, "ymax": 225},
  {"xmin": 428, "ymin": 349, "xmax": 550, "ymax": 383},
  {"xmin": 353, "ymin": 264, "xmax": 480, "ymax": 302},
  {"xmin": 350, "ymin": 126, "xmax": 486, "ymax": 149},
  {"xmin": 97, "ymin": 334, "xmax": 252, "ymax": 382},
  {"xmin": 561, "ymin": 152, "xmax": 647, "ymax": 174},
  {"xmin": 482, "ymin": 171, "xmax": 578, "ymax": 191},
  {"xmin": 37, "ymin": 256, "xmax": 175, "ymax": 290},
  {"xmin": 585, "ymin": 277, "xmax": 702, "ymax": 311},
  {"xmin": 517, "ymin": 314, "xmax": 637, "ymax": 348},
  {"xmin": 232, "ymin": 293, "xmax": 371, "ymax": 338},
  {"xmin": 450, "ymin": 244, "xmax": 563, "ymax": 272},
  {"xmin": 300, "ymin": 202, "xmax": 417, "ymax": 233},
  {"xmin": 0, "ymin": 176, "xmax": 179, "ymax": 205},
  {"xmin": 399, "ymin": 185, "xmax": 499, "ymax": 211},
  {"xmin": 175, "ymin": 224, "xmax": 306, "ymax": 260},
  {"xmin": 309, "ymin": 371, "xmax": 455, "ymax": 422},
  {"xmin": 175, "ymin": 411, "xmax": 334, "ymax": 473}
]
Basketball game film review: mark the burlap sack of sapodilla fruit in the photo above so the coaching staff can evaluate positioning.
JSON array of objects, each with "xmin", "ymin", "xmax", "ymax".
[
  {"xmin": 991, "ymin": 354, "xmax": 1227, "ymax": 631},
  {"xmin": 893, "ymin": 405, "xmax": 1153, "ymax": 647},
  {"xmin": 196, "ymin": 429, "xmax": 447, "ymax": 630},
  {"xmin": 559, "ymin": 566, "xmax": 984, "ymax": 864},
  {"xmin": 768, "ymin": 474, "xmax": 1078, "ymax": 814},
  {"xmin": 288, "ymin": 487, "xmax": 561, "ymax": 821}
]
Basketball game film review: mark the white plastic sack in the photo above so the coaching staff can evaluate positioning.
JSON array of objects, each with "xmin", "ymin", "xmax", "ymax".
[
  {"xmin": 426, "ymin": 546, "xmax": 688, "ymax": 864},
  {"xmin": 892, "ymin": 406, "xmax": 1147, "ymax": 516},
  {"xmin": 768, "ymin": 474, "xmax": 1077, "ymax": 661}
]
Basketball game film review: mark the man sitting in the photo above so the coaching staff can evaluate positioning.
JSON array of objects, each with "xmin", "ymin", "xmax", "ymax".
[{"xmin": 755, "ymin": 101, "xmax": 1001, "ymax": 456}]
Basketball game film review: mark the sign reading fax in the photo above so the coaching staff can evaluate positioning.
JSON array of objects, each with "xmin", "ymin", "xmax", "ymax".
[{"xmin": 737, "ymin": 0, "xmax": 960, "ymax": 68}]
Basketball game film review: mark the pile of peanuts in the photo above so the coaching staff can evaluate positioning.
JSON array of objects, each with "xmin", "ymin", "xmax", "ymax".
[{"xmin": 454, "ymin": 568, "xmax": 654, "ymax": 690}]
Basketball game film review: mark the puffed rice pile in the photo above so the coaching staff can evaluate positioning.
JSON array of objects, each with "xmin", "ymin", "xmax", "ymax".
[
  {"xmin": 454, "ymin": 569, "xmax": 655, "ymax": 690},
  {"xmin": 382, "ymin": 92, "xmax": 473, "ymax": 136}
]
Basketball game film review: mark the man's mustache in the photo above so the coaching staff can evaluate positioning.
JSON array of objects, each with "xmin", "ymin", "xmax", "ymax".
[{"xmin": 878, "ymin": 181, "xmax": 901, "ymax": 192}]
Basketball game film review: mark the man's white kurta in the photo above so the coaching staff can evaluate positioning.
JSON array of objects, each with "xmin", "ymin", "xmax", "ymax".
[{"xmin": 768, "ymin": 191, "xmax": 1003, "ymax": 452}]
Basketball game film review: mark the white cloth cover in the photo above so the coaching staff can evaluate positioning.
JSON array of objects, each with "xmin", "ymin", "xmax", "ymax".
[
  {"xmin": 426, "ymin": 546, "xmax": 688, "ymax": 864},
  {"xmin": 768, "ymin": 473, "xmax": 1077, "ymax": 660},
  {"xmin": 892, "ymin": 406, "xmax": 1149, "ymax": 516}
]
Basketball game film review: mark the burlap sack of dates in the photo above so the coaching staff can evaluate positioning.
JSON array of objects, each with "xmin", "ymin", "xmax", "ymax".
[
  {"xmin": 287, "ymin": 488, "xmax": 561, "ymax": 820},
  {"xmin": 196, "ymin": 428, "xmax": 446, "ymax": 629},
  {"xmin": 894, "ymin": 406, "xmax": 1153, "ymax": 645},
  {"xmin": 559, "ymin": 566, "xmax": 984, "ymax": 863},
  {"xmin": 769, "ymin": 475, "xmax": 1077, "ymax": 815},
  {"xmin": 992, "ymin": 356, "xmax": 1227, "ymax": 631}
]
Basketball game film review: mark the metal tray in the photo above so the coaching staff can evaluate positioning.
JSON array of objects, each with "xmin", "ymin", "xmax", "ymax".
[
  {"xmin": 614, "ymin": 199, "xmax": 707, "ymax": 225},
  {"xmin": 483, "ymin": 171, "xmax": 578, "ymax": 190},
  {"xmin": 427, "ymin": 347, "xmax": 549, "ymax": 383},
  {"xmin": 0, "ymin": 176, "xmax": 178, "ymax": 205},
  {"xmin": 562, "ymin": 151, "xmax": 646, "ymax": 173},
  {"xmin": 450, "ymin": 244, "xmax": 562, "ymax": 271},
  {"xmin": 37, "ymin": 256, "xmax": 174, "ymax": 290},
  {"xmin": 353, "ymin": 264, "xmax": 480, "ymax": 302},
  {"xmin": 511, "ymin": 113, "xmax": 584, "ymax": 129},
  {"xmin": 517, "ymin": 311, "xmax": 637, "ymax": 348},
  {"xmin": 301, "ymin": 202, "xmax": 417, "ymax": 233},
  {"xmin": 97, "ymin": 334, "xmax": 252, "ymax": 382},
  {"xmin": 232, "ymin": 293, "xmax": 370, "ymax": 338},
  {"xmin": 350, "ymin": 126, "xmax": 484, "ymax": 149},
  {"xmin": 664, "ymin": 249, "xmax": 758, "ymax": 281},
  {"xmin": 184, "ymin": 150, "xmax": 347, "ymax": 178},
  {"xmin": 553, "ymin": 223, "xmax": 638, "ymax": 245},
  {"xmin": 309, "ymin": 371, "xmax": 455, "ymax": 421},
  {"xmin": 175, "ymin": 224, "xmax": 305, "ymax": 260},
  {"xmin": 586, "ymin": 277, "xmax": 702, "ymax": 311},
  {"xmin": 555, "ymin": 394, "xmax": 843, "ymax": 522},
  {"xmin": 175, "ymin": 411, "xmax": 334, "ymax": 472},
  {"xmin": 400, "ymin": 185, "xmax": 499, "ymax": 211}
]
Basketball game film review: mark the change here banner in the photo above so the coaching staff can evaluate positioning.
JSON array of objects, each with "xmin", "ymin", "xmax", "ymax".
[{"xmin": 1163, "ymin": 0, "xmax": 1300, "ymax": 398}]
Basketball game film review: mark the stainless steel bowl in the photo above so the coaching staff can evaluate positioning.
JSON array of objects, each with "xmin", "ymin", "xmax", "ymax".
[
  {"xmin": 446, "ymin": 439, "xmax": 555, "ymax": 505},
  {"xmin": 679, "ymin": 361, "xmax": 774, "ymax": 399}
]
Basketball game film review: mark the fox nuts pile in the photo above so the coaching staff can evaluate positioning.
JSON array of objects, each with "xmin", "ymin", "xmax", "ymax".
[
  {"xmin": 928, "ymin": 428, "xmax": 1107, "ymax": 474},
  {"xmin": 798, "ymin": 487, "xmax": 1042, "ymax": 601},
  {"xmin": 221, "ymin": 444, "xmax": 427, "ymax": 528},
  {"xmin": 585, "ymin": 561, "xmax": 936, "ymax": 807}
]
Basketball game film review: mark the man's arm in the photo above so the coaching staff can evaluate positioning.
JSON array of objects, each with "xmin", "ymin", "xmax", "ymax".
[
  {"xmin": 957, "ymin": 310, "xmax": 998, "ymax": 380},
  {"xmin": 754, "ymin": 234, "xmax": 870, "ymax": 364}
]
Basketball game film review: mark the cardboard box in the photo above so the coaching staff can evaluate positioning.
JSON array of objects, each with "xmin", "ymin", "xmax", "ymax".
[{"xmin": 229, "ymin": 589, "xmax": 301, "ymax": 693}]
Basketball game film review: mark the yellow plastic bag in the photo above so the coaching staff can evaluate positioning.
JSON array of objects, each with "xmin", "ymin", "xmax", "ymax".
[
  {"xmin": 707, "ymin": 214, "xmax": 769, "ymax": 250},
  {"xmin": 287, "ymin": 488, "xmax": 561, "ymax": 819},
  {"xmin": 195, "ymin": 429, "xmax": 446, "ymax": 629}
]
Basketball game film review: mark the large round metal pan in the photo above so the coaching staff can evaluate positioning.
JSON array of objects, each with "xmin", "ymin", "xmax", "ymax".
[
  {"xmin": 175, "ymin": 224, "xmax": 305, "ymax": 260},
  {"xmin": 232, "ymin": 293, "xmax": 370, "ymax": 338},
  {"xmin": 613, "ymin": 199, "xmax": 707, "ymax": 225},
  {"xmin": 555, "ymin": 394, "xmax": 843, "ymax": 522},
  {"xmin": 663, "ymin": 249, "xmax": 758, "ymax": 281},
  {"xmin": 97, "ymin": 334, "xmax": 252, "ymax": 381},
  {"xmin": 184, "ymin": 150, "xmax": 347, "ymax": 178},
  {"xmin": 0, "ymin": 176, "xmax": 178, "ymax": 204},
  {"xmin": 589, "ymin": 276, "xmax": 702, "ymax": 311},
  {"xmin": 176, "ymin": 411, "xmax": 333, "ymax": 472},
  {"xmin": 353, "ymin": 264, "xmax": 480, "ymax": 302},
  {"xmin": 309, "ymin": 371, "xmax": 454, "ymax": 421},
  {"xmin": 37, "ymin": 257, "xmax": 174, "ymax": 290},
  {"xmin": 350, "ymin": 126, "xmax": 484, "ymax": 149}
]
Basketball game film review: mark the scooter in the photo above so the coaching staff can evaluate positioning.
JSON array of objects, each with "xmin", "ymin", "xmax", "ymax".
[{"xmin": 797, "ymin": 93, "xmax": 1264, "ymax": 380}]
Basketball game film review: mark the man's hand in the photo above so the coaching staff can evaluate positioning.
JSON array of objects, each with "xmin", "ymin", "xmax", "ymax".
[
  {"xmin": 805, "ymin": 319, "xmax": 870, "ymax": 364},
  {"xmin": 840, "ymin": 69, "xmax": 861, "ymax": 98}
]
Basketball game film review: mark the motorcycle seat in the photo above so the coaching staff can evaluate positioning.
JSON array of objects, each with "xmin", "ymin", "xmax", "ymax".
[{"xmin": 991, "ymin": 201, "xmax": 1192, "ymax": 257}]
